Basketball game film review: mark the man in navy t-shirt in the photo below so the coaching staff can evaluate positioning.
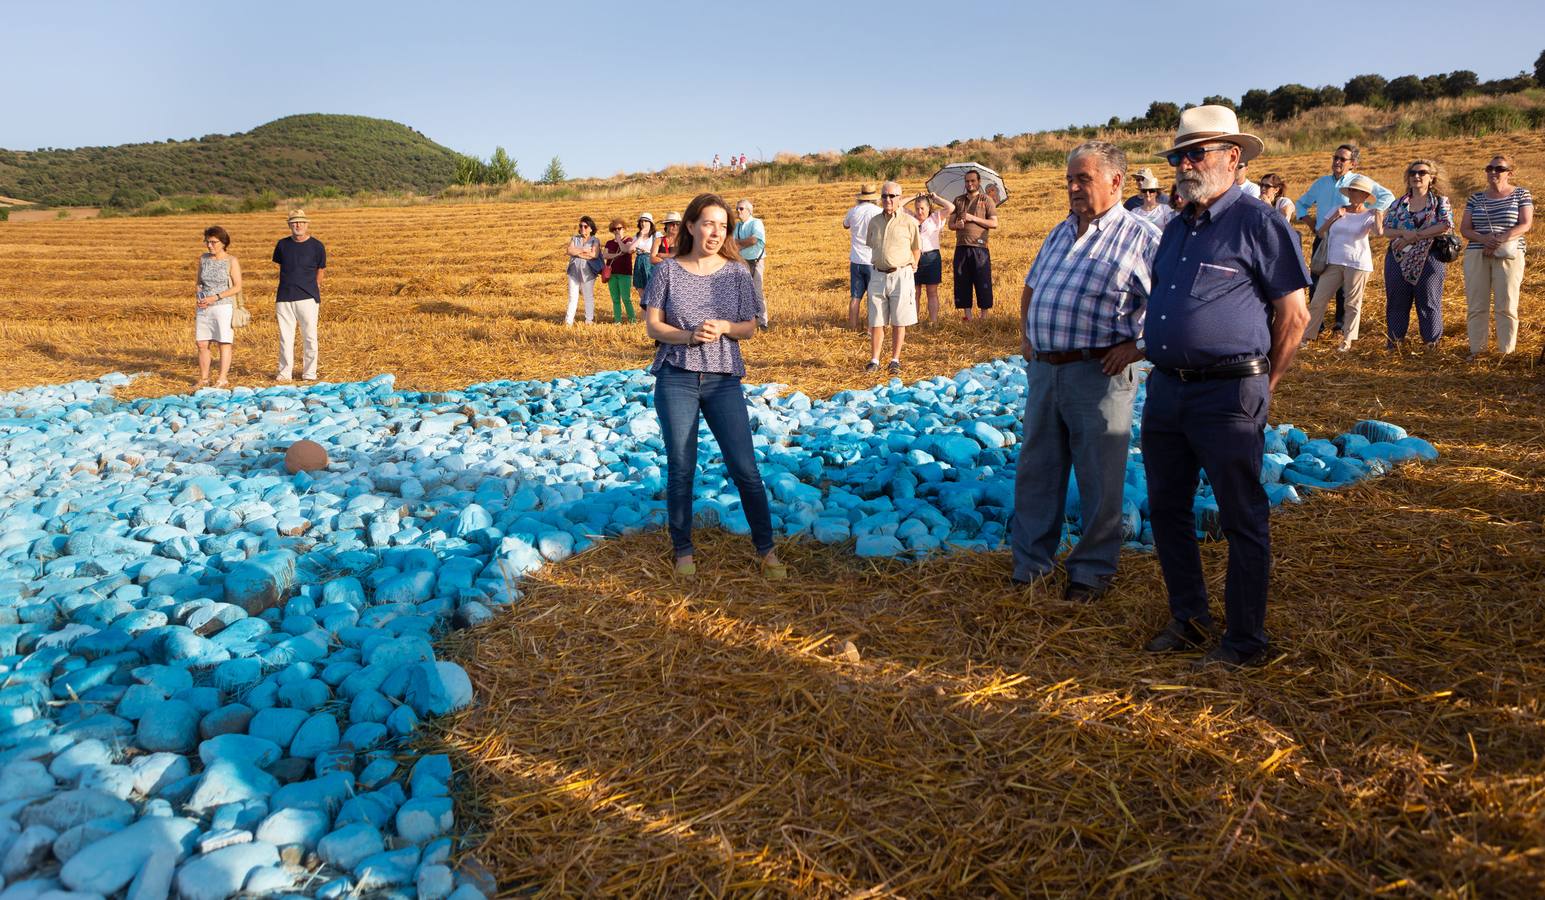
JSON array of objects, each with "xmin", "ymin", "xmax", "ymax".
[{"xmin": 271, "ymin": 210, "xmax": 327, "ymax": 381}]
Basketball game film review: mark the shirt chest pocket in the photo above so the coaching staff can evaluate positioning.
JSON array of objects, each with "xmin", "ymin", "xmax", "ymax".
[{"xmin": 1190, "ymin": 262, "xmax": 1246, "ymax": 303}]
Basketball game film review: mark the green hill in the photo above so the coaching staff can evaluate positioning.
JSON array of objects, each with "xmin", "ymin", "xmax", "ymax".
[{"xmin": 0, "ymin": 114, "xmax": 461, "ymax": 207}]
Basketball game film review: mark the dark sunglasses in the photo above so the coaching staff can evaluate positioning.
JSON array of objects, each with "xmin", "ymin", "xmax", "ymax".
[
  {"xmin": 1407, "ymin": 169, "xmax": 1432, "ymax": 177},
  {"xmin": 1332, "ymin": 155, "xmax": 1354, "ymax": 163},
  {"xmin": 1485, "ymin": 166, "xmax": 1511, "ymax": 173},
  {"xmin": 881, "ymin": 192, "xmax": 901, "ymax": 199},
  {"xmin": 1165, "ymin": 146, "xmax": 1231, "ymax": 166},
  {"xmin": 1141, "ymin": 189, "xmax": 1159, "ymax": 195}
]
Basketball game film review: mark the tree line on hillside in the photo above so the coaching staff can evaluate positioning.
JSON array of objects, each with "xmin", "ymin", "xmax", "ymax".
[
  {"xmin": 452, "ymin": 150, "xmax": 569, "ymax": 186},
  {"xmin": 1100, "ymin": 51, "xmax": 1545, "ymax": 132}
]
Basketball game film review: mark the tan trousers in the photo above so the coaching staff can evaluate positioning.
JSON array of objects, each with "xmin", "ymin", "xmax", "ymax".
[
  {"xmin": 275, "ymin": 298, "xmax": 319, "ymax": 379},
  {"xmin": 1305, "ymin": 264, "xmax": 1369, "ymax": 344},
  {"xmin": 1463, "ymin": 248, "xmax": 1526, "ymax": 354}
]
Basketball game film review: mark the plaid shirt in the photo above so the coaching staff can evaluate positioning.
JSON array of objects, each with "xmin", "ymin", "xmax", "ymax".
[{"xmin": 1023, "ymin": 204, "xmax": 1161, "ymax": 353}]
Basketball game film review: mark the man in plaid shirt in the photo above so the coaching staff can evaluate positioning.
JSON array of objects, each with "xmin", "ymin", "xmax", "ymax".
[{"xmin": 1011, "ymin": 141, "xmax": 1162, "ymax": 602}]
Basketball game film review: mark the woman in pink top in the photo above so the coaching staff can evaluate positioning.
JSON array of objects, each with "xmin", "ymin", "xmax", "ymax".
[{"xmin": 908, "ymin": 190, "xmax": 951, "ymax": 325}]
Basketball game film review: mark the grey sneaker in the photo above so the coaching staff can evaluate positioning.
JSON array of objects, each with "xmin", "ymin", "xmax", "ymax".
[
  {"xmin": 863, "ymin": 361, "xmax": 879, "ymax": 373},
  {"xmin": 887, "ymin": 360, "xmax": 901, "ymax": 375}
]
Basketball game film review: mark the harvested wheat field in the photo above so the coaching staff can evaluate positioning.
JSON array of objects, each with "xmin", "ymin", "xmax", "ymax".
[{"xmin": 4, "ymin": 136, "xmax": 1545, "ymax": 896}]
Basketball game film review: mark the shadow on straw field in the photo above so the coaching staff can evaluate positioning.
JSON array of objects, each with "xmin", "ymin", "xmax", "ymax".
[{"xmin": 436, "ymin": 459, "xmax": 1545, "ymax": 897}]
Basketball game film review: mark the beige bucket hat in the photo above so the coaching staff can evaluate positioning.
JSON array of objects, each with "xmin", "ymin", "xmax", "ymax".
[
  {"xmin": 286, "ymin": 209, "xmax": 310, "ymax": 224},
  {"xmin": 856, "ymin": 183, "xmax": 880, "ymax": 201}
]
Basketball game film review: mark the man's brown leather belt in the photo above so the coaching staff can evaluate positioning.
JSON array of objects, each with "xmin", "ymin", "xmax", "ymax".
[{"xmin": 1032, "ymin": 346, "xmax": 1114, "ymax": 365}]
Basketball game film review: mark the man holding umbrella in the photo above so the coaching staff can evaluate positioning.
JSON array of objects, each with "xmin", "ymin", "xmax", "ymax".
[{"xmin": 947, "ymin": 168, "xmax": 999, "ymax": 320}]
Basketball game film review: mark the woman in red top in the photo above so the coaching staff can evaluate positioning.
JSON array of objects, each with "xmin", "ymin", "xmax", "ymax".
[
  {"xmin": 602, "ymin": 218, "xmax": 636, "ymax": 323},
  {"xmin": 651, "ymin": 211, "xmax": 682, "ymax": 265}
]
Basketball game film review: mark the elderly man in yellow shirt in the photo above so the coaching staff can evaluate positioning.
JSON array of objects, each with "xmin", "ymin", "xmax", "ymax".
[{"xmin": 863, "ymin": 181, "xmax": 922, "ymax": 374}]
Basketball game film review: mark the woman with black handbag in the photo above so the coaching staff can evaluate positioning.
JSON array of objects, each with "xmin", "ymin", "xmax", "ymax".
[{"xmin": 1382, "ymin": 159, "xmax": 1455, "ymax": 351}]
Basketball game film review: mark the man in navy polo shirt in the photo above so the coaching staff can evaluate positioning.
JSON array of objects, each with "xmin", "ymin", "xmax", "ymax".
[{"xmin": 1140, "ymin": 107, "xmax": 1311, "ymax": 669}]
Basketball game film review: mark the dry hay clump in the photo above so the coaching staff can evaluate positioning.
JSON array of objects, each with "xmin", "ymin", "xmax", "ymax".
[{"xmin": 2, "ymin": 136, "xmax": 1545, "ymax": 895}]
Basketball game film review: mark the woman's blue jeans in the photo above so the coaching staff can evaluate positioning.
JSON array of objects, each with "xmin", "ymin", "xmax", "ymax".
[{"xmin": 654, "ymin": 364, "xmax": 775, "ymax": 559}]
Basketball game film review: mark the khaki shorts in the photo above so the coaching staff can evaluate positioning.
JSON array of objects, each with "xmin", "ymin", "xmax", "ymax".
[
  {"xmin": 867, "ymin": 265, "xmax": 918, "ymax": 328},
  {"xmin": 195, "ymin": 303, "xmax": 234, "ymax": 343}
]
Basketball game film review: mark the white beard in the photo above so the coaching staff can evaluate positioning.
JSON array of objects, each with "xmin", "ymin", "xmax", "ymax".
[{"xmin": 1176, "ymin": 166, "xmax": 1233, "ymax": 203}]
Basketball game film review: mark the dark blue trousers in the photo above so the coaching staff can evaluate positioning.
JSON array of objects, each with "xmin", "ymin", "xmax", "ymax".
[
  {"xmin": 1383, "ymin": 250, "xmax": 1445, "ymax": 344},
  {"xmin": 654, "ymin": 364, "xmax": 775, "ymax": 560},
  {"xmin": 1141, "ymin": 371, "xmax": 1272, "ymax": 655},
  {"xmin": 952, "ymin": 246, "xmax": 994, "ymax": 310}
]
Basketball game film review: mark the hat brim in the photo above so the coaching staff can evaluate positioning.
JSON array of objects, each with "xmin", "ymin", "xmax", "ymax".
[
  {"xmin": 1159, "ymin": 132, "xmax": 1264, "ymax": 164},
  {"xmin": 857, "ymin": 193, "xmax": 880, "ymax": 201}
]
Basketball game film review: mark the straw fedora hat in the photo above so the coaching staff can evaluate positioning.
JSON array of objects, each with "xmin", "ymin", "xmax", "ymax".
[
  {"xmin": 286, "ymin": 209, "xmax": 310, "ymax": 224},
  {"xmin": 1135, "ymin": 171, "xmax": 1162, "ymax": 191},
  {"xmin": 662, "ymin": 211, "xmax": 683, "ymax": 225},
  {"xmin": 856, "ymin": 183, "xmax": 880, "ymax": 201},
  {"xmin": 1161, "ymin": 105, "xmax": 1264, "ymax": 163},
  {"xmin": 638, "ymin": 212, "xmax": 654, "ymax": 223}
]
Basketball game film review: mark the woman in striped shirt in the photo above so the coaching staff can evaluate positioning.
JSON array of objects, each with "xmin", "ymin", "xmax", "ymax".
[{"xmin": 1459, "ymin": 154, "xmax": 1534, "ymax": 357}]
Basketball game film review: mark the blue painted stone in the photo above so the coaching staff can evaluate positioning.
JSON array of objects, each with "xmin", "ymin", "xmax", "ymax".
[
  {"xmin": 395, "ymin": 796, "xmax": 453, "ymax": 843},
  {"xmin": 353, "ymin": 846, "xmax": 421, "ymax": 891},
  {"xmin": 199, "ymin": 734, "xmax": 282, "ymax": 768},
  {"xmin": 223, "ymin": 550, "xmax": 297, "ymax": 616},
  {"xmin": 200, "ymin": 704, "xmax": 255, "ymax": 740},
  {"xmin": 172, "ymin": 840, "xmax": 280, "ymax": 900},
  {"xmin": 270, "ymin": 771, "xmax": 354, "ymax": 816},
  {"xmin": 137, "ymin": 700, "xmax": 202, "ymax": 756},
  {"xmin": 185, "ymin": 760, "xmax": 280, "ymax": 814},
  {"xmin": 59, "ymin": 815, "xmax": 199, "ymax": 895},
  {"xmin": 254, "ymin": 807, "xmax": 329, "ymax": 851},
  {"xmin": 246, "ymin": 707, "xmax": 309, "ymax": 751},
  {"xmin": 317, "ymin": 822, "xmax": 384, "ymax": 871},
  {"xmin": 402, "ymin": 662, "xmax": 473, "ymax": 718}
]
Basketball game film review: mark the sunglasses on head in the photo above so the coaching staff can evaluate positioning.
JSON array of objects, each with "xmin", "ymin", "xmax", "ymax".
[{"xmin": 1165, "ymin": 146, "xmax": 1231, "ymax": 167}]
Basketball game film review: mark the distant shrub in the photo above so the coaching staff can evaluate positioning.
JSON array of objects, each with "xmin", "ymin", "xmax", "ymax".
[
  {"xmin": 846, "ymin": 144, "xmax": 873, "ymax": 155},
  {"xmin": 239, "ymin": 190, "xmax": 278, "ymax": 213},
  {"xmin": 0, "ymin": 207, "xmax": 7, "ymax": 222},
  {"xmin": 540, "ymin": 156, "xmax": 566, "ymax": 184},
  {"xmin": 107, "ymin": 187, "xmax": 158, "ymax": 209},
  {"xmin": 1448, "ymin": 103, "xmax": 1538, "ymax": 135}
]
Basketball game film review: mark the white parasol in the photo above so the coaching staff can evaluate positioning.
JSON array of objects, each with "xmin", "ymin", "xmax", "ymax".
[{"xmin": 926, "ymin": 162, "xmax": 1009, "ymax": 207}]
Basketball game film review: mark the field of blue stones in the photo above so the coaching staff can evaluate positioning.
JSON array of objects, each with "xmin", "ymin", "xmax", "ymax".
[{"xmin": 2, "ymin": 147, "xmax": 1543, "ymax": 897}]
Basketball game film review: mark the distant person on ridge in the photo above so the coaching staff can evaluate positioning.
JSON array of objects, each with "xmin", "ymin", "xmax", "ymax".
[
  {"xmin": 861, "ymin": 181, "xmax": 921, "ymax": 375},
  {"xmin": 194, "ymin": 225, "xmax": 242, "ymax": 389},
  {"xmin": 734, "ymin": 199, "xmax": 768, "ymax": 327},
  {"xmin": 948, "ymin": 168, "xmax": 999, "ymax": 320},
  {"xmin": 271, "ymin": 210, "xmax": 325, "ymax": 382},
  {"xmin": 843, "ymin": 184, "xmax": 882, "ymax": 331},
  {"xmin": 1294, "ymin": 143, "xmax": 1393, "ymax": 335}
]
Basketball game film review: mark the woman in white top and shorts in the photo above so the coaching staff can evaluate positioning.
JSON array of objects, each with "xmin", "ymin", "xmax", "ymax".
[
  {"xmin": 1304, "ymin": 175, "xmax": 1383, "ymax": 351},
  {"xmin": 194, "ymin": 225, "xmax": 242, "ymax": 388},
  {"xmin": 907, "ymin": 190, "xmax": 950, "ymax": 325}
]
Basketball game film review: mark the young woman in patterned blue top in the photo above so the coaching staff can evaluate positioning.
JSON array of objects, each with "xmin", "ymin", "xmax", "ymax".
[{"xmin": 641, "ymin": 193, "xmax": 787, "ymax": 579}]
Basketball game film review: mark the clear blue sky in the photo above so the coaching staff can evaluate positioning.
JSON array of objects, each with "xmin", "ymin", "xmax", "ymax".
[{"xmin": 6, "ymin": 1, "xmax": 1543, "ymax": 178}]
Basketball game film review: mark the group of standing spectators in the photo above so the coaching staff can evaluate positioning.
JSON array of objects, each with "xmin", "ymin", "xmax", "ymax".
[
  {"xmin": 840, "ymin": 172, "xmax": 1000, "ymax": 372},
  {"xmin": 565, "ymin": 203, "xmax": 767, "ymax": 328}
]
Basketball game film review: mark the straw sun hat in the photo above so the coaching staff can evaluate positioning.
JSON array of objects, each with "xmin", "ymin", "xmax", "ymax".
[
  {"xmin": 1161, "ymin": 105, "xmax": 1264, "ymax": 163},
  {"xmin": 286, "ymin": 209, "xmax": 310, "ymax": 224},
  {"xmin": 856, "ymin": 183, "xmax": 880, "ymax": 201}
]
